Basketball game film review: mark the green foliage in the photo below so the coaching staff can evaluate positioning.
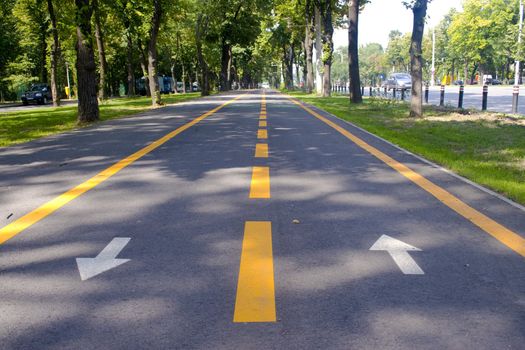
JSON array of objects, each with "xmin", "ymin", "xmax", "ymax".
[
  {"xmin": 359, "ymin": 43, "xmax": 386, "ymax": 85},
  {"xmin": 384, "ymin": 30, "xmax": 411, "ymax": 72},
  {"xmin": 447, "ymin": 0, "xmax": 520, "ymax": 81}
]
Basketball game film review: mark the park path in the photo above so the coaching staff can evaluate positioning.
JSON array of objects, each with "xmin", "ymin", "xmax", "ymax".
[{"xmin": 0, "ymin": 91, "xmax": 523, "ymax": 349}]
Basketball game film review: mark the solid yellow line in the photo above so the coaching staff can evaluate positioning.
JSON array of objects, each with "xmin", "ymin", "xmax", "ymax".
[
  {"xmin": 255, "ymin": 143, "xmax": 269, "ymax": 158},
  {"xmin": 249, "ymin": 167, "xmax": 270, "ymax": 198},
  {"xmin": 259, "ymin": 120, "xmax": 267, "ymax": 127},
  {"xmin": 260, "ymin": 114, "xmax": 267, "ymax": 120},
  {"xmin": 233, "ymin": 221, "xmax": 276, "ymax": 323},
  {"xmin": 258, "ymin": 129, "xmax": 268, "ymax": 139},
  {"xmin": 287, "ymin": 97, "xmax": 525, "ymax": 258},
  {"xmin": 0, "ymin": 95, "xmax": 245, "ymax": 245}
]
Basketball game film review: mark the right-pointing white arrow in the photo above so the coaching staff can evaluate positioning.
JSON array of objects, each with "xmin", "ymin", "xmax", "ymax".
[{"xmin": 370, "ymin": 234, "xmax": 424, "ymax": 275}]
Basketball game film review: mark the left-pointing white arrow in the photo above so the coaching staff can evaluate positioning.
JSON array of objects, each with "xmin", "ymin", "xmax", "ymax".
[{"xmin": 76, "ymin": 237, "xmax": 131, "ymax": 281}]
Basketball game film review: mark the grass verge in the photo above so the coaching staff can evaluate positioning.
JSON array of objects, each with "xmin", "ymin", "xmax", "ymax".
[
  {"xmin": 0, "ymin": 93, "xmax": 200, "ymax": 147},
  {"xmin": 287, "ymin": 92, "xmax": 525, "ymax": 206}
]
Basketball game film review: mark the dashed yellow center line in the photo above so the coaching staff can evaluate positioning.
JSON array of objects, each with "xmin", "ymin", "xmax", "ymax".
[
  {"xmin": 287, "ymin": 96, "xmax": 525, "ymax": 258},
  {"xmin": 255, "ymin": 143, "xmax": 269, "ymax": 158},
  {"xmin": 0, "ymin": 95, "xmax": 245, "ymax": 245},
  {"xmin": 259, "ymin": 121, "xmax": 267, "ymax": 127},
  {"xmin": 233, "ymin": 221, "xmax": 276, "ymax": 323},
  {"xmin": 259, "ymin": 114, "xmax": 267, "ymax": 120},
  {"xmin": 257, "ymin": 129, "xmax": 268, "ymax": 139},
  {"xmin": 249, "ymin": 166, "xmax": 270, "ymax": 198}
]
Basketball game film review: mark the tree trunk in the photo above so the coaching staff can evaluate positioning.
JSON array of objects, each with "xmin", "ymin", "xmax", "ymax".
[
  {"xmin": 182, "ymin": 64, "xmax": 187, "ymax": 93},
  {"xmin": 314, "ymin": 6, "xmax": 323, "ymax": 94},
  {"xmin": 171, "ymin": 64, "xmax": 178, "ymax": 94},
  {"xmin": 305, "ymin": 9, "xmax": 314, "ymax": 93},
  {"xmin": 40, "ymin": 31, "xmax": 48, "ymax": 83},
  {"xmin": 75, "ymin": 0, "xmax": 99, "ymax": 123},
  {"xmin": 47, "ymin": 0, "xmax": 60, "ymax": 106},
  {"xmin": 196, "ymin": 14, "xmax": 210, "ymax": 96},
  {"xmin": 283, "ymin": 45, "xmax": 294, "ymax": 90},
  {"xmin": 93, "ymin": 0, "xmax": 108, "ymax": 100},
  {"xmin": 126, "ymin": 32, "xmax": 135, "ymax": 96},
  {"xmin": 470, "ymin": 63, "xmax": 478, "ymax": 85},
  {"xmin": 220, "ymin": 41, "xmax": 232, "ymax": 91},
  {"xmin": 137, "ymin": 39, "xmax": 150, "ymax": 97},
  {"xmin": 408, "ymin": 0, "xmax": 428, "ymax": 118},
  {"xmin": 348, "ymin": 0, "xmax": 362, "ymax": 103},
  {"xmin": 147, "ymin": 0, "xmax": 162, "ymax": 106},
  {"xmin": 295, "ymin": 60, "xmax": 300, "ymax": 88},
  {"xmin": 319, "ymin": 0, "xmax": 333, "ymax": 97}
]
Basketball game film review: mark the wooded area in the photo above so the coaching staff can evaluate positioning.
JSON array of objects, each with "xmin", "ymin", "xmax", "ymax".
[{"xmin": 3, "ymin": 0, "xmax": 521, "ymax": 121}]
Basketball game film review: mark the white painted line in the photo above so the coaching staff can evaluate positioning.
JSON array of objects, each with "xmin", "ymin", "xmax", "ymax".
[
  {"xmin": 290, "ymin": 98, "xmax": 525, "ymax": 213},
  {"xmin": 76, "ymin": 237, "xmax": 131, "ymax": 281},
  {"xmin": 370, "ymin": 234, "xmax": 424, "ymax": 275}
]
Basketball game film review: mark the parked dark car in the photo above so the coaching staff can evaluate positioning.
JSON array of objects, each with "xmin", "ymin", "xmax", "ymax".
[
  {"xmin": 453, "ymin": 80, "xmax": 464, "ymax": 85},
  {"xmin": 491, "ymin": 79, "xmax": 503, "ymax": 85},
  {"xmin": 21, "ymin": 83, "xmax": 51, "ymax": 105},
  {"xmin": 383, "ymin": 73, "xmax": 412, "ymax": 91}
]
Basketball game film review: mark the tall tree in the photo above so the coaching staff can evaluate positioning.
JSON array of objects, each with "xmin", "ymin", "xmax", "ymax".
[
  {"xmin": 46, "ymin": 0, "xmax": 60, "ymax": 106},
  {"xmin": 405, "ymin": 0, "xmax": 429, "ymax": 118},
  {"xmin": 195, "ymin": 13, "xmax": 210, "ymax": 96},
  {"xmin": 147, "ymin": 0, "xmax": 162, "ymax": 106},
  {"xmin": 304, "ymin": 0, "xmax": 315, "ymax": 93},
  {"xmin": 348, "ymin": 0, "xmax": 362, "ymax": 103},
  {"xmin": 75, "ymin": 0, "xmax": 99, "ymax": 122},
  {"xmin": 315, "ymin": 0, "xmax": 333, "ymax": 97},
  {"xmin": 93, "ymin": 0, "xmax": 108, "ymax": 99}
]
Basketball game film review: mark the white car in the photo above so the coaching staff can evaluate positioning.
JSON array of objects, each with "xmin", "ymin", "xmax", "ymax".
[{"xmin": 261, "ymin": 82, "xmax": 270, "ymax": 89}]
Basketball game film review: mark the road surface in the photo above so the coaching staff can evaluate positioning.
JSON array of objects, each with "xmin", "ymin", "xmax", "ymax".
[
  {"xmin": 357, "ymin": 85, "xmax": 525, "ymax": 115},
  {"xmin": 426, "ymin": 85, "xmax": 525, "ymax": 114},
  {"xmin": 0, "ymin": 100, "xmax": 77, "ymax": 112},
  {"xmin": 0, "ymin": 91, "xmax": 523, "ymax": 349}
]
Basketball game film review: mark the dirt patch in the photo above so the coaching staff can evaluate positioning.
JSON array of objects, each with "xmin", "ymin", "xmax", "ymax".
[{"xmin": 425, "ymin": 110, "xmax": 525, "ymax": 126}]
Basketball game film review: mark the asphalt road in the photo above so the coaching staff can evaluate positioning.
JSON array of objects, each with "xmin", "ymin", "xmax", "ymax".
[
  {"xmin": 0, "ymin": 100, "xmax": 77, "ymax": 112},
  {"xmin": 0, "ymin": 90, "xmax": 523, "ymax": 349},
  {"xmin": 426, "ymin": 85, "xmax": 525, "ymax": 114},
  {"xmin": 358, "ymin": 85, "xmax": 525, "ymax": 114}
]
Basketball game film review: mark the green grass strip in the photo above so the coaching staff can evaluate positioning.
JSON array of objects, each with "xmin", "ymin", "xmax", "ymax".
[{"xmin": 0, "ymin": 93, "xmax": 200, "ymax": 148}]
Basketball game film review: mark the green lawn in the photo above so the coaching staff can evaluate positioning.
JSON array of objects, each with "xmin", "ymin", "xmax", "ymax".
[
  {"xmin": 0, "ymin": 93, "xmax": 200, "ymax": 147},
  {"xmin": 288, "ymin": 92, "xmax": 525, "ymax": 206}
]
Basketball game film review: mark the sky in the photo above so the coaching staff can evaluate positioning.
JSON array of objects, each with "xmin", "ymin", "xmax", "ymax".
[{"xmin": 333, "ymin": 0, "xmax": 464, "ymax": 49}]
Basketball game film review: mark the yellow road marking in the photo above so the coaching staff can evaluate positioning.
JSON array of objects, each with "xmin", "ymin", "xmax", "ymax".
[
  {"xmin": 260, "ymin": 114, "xmax": 267, "ymax": 120},
  {"xmin": 287, "ymin": 96, "xmax": 525, "ymax": 258},
  {"xmin": 233, "ymin": 221, "xmax": 276, "ymax": 322},
  {"xmin": 0, "ymin": 95, "xmax": 245, "ymax": 245},
  {"xmin": 259, "ymin": 121, "xmax": 267, "ymax": 127},
  {"xmin": 255, "ymin": 143, "xmax": 269, "ymax": 158},
  {"xmin": 249, "ymin": 167, "xmax": 270, "ymax": 198},
  {"xmin": 258, "ymin": 129, "xmax": 268, "ymax": 139}
]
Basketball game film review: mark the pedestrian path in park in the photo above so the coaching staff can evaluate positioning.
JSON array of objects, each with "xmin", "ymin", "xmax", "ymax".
[{"xmin": 0, "ymin": 91, "xmax": 523, "ymax": 349}]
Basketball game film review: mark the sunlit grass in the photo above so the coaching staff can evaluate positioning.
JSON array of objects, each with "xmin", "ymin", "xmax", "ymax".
[
  {"xmin": 288, "ymin": 92, "xmax": 525, "ymax": 205},
  {"xmin": 0, "ymin": 93, "xmax": 200, "ymax": 147}
]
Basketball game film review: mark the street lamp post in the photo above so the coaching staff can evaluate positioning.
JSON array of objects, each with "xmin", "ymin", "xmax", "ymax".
[{"xmin": 512, "ymin": 0, "xmax": 524, "ymax": 113}]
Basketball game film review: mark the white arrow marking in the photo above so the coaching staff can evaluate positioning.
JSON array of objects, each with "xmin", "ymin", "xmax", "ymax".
[
  {"xmin": 76, "ymin": 237, "xmax": 131, "ymax": 281},
  {"xmin": 369, "ymin": 234, "xmax": 424, "ymax": 275}
]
